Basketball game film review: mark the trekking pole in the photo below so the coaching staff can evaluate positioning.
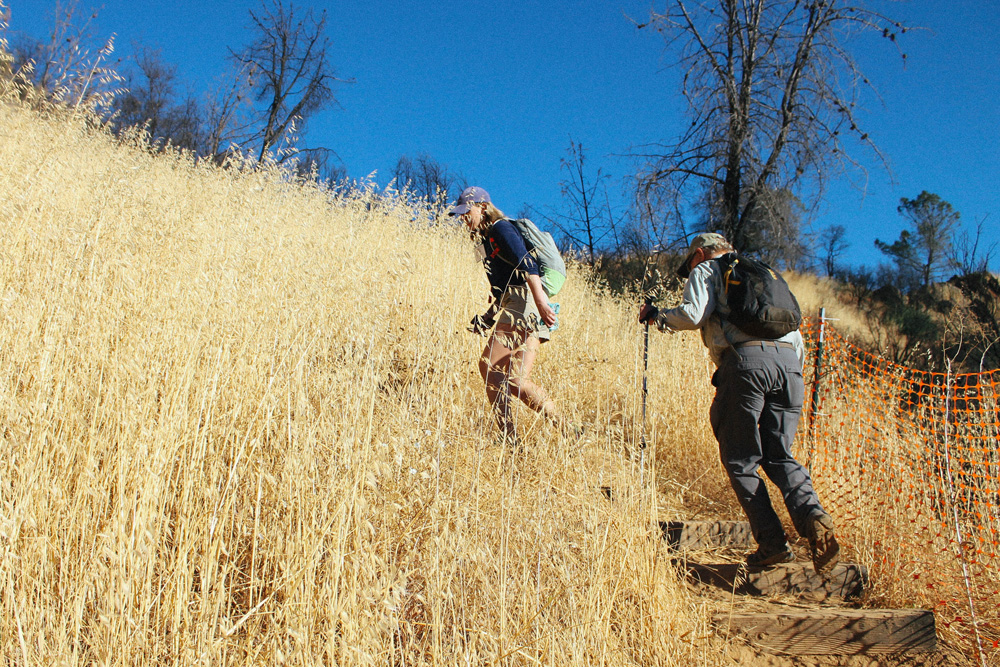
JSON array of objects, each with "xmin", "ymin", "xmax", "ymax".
[
  {"xmin": 639, "ymin": 299, "xmax": 651, "ymax": 489},
  {"xmin": 641, "ymin": 300, "xmax": 650, "ymax": 452},
  {"xmin": 637, "ymin": 248, "xmax": 660, "ymax": 489}
]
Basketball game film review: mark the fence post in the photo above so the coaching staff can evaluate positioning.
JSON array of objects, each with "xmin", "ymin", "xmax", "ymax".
[
  {"xmin": 807, "ymin": 307, "xmax": 826, "ymax": 467},
  {"xmin": 941, "ymin": 360, "xmax": 988, "ymax": 667}
]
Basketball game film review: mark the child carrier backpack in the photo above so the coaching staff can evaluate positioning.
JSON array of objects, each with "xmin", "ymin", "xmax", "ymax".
[
  {"xmin": 717, "ymin": 253, "xmax": 801, "ymax": 339},
  {"xmin": 509, "ymin": 218, "xmax": 567, "ymax": 297}
]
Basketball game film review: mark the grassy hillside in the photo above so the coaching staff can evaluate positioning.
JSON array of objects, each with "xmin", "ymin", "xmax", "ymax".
[{"xmin": 0, "ymin": 101, "xmax": 761, "ymax": 665}]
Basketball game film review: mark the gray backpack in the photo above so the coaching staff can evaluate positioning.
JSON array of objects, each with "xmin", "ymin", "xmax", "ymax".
[{"xmin": 509, "ymin": 218, "xmax": 567, "ymax": 297}]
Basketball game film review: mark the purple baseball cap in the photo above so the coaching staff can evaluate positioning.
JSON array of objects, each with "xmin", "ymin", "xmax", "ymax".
[{"xmin": 449, "ymin": 186, "xmax": 492, "ymax": 216}]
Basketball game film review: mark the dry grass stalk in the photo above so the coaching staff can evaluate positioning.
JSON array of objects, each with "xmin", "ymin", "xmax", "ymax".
[
  {"xmin": 0, "ymin": 102, "xmax": 736, "ymax": 665},
  {"xmin": 5, "ymin": 93, "xmax": 991, "ymax": 665}
]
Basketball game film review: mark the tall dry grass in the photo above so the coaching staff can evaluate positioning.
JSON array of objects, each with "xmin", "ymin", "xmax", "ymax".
[
  {"xmin": 0, "ymin": 101, "xmax": 743, "ymax": 665},
  {"xmin": 784, "ymin": 271, "xmax": 872, "ymax": 341}
]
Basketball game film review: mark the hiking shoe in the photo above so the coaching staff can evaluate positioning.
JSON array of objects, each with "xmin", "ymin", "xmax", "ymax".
[
  {"xmin": 500, "ymin": 430, "xmax": 523, "ymax": 455},
  {"xmin": 807, "ymin": 512, "xmax": 841, "ymax": 577},
  {"xmin": 562, "ymin": 421, "xmax": 585, "ymax": 441},
  {"xmin": 745, "ymin": 543, "xmax": 795, "ymax": 568}
]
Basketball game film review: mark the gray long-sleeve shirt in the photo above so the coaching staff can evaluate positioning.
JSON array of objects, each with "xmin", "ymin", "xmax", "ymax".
[{"xmin": 654, "ymin": 259, "xmax": 805, "ymax": 367}]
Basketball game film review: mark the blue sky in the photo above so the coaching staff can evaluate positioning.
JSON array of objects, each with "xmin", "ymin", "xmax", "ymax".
[{"xmin": 7, "ymin": 0, "xmax": 999, "ymax": 271}]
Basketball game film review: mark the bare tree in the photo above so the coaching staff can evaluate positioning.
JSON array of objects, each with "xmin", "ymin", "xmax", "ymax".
[
  {"xmin": 113, "ymin": 45, "xmax": 175, "ymax": 136},
  {"xmin": 749, "ymin": 189, "xmax": 808, "ymax": 269},
  {"xmin": 632, "ymin": 176, "xmax": 684, "ymax": 256},
  {"xmin": 201, "ymin": 65, "xmax": 257, "ymax": 163},
  {"xmin": 7, "ymin": 0, "xmax": 121, "ymax": 111},
  {"xmin": 392, "ymin": 153, "xmax": 465, "ymax": 205},
  {"xmin": 634, "ymin": 0, "xmax": 906, "ymax": 255},
  {"xmin": 292, "ymin": 147, "xmax": 348, "ymax": 184},
  {"xmin": 838, "ymin": 265, "xmax": 876, "ymax": 306},
  {"xmin": 950, "ymin": 214, "xmax": 996, "ymax": 276},
  {"xmin": 525, "ymin": 141, "xmax": 622, "ymax": 265},
  {"xmin": 232, "ymin": 0, "xmax": 349, "ymax": 162},
  {"xmin": 112, "ymin": 45, "xmax": 202, "ymax": 150},
  {"xmin": 557, "ymin": 141, "xmax": 620, "ymax": 264},
  {"xmin": 699, "ymin": 183, "xmax": 807, "ymax": 268},
  {"xmin": 9, "ymin": 0, "xmax": 97, "ymax": 93},
  {"xmin": 819, "ymin": 223, "xmax": 850, "ymax": 277}
]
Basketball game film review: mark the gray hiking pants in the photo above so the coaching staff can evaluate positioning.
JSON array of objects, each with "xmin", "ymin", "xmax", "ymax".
[{"xmin": 709, "ymin": 341, "xmax": 824, "ymax": 551}]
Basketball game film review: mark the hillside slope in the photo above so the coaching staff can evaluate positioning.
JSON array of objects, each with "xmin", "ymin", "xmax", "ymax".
[
  {"xmin": 0, "ymin": 102, "xmax": 744, "ymax": 665},
  {"xmin": 3, "ymin": 102, "xmax": 978, "ymax": 666},
  {"xmin": 786, "ymin": 270, "xmax": 1000, "ymax": 373}
]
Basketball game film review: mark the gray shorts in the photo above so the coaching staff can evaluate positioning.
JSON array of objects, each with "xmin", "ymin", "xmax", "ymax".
[{"xmin": 496, "ymin": 285, "xmax": 552, "ymax": 342}]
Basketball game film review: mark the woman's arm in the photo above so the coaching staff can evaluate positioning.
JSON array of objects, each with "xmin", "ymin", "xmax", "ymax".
[{"xmin": 526, "ymin": 274, "xmax": 557, "ymax": 326}]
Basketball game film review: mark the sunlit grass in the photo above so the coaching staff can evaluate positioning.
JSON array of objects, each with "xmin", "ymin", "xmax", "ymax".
[
  {"xmin": 4, "ymin": 91, "xmax": 991, "ymax": 665},
  {"xmin": 0, "ymin": 101, "xmax": 739, "ymax": 665}
]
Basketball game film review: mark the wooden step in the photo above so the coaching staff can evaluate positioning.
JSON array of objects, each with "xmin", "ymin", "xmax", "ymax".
[
  {"xmin": 715, "ymin": 608, "xmax": 937, "ymax": 655},
  {"xmin": 681, "ymin": 561, "xmax": 867, "ymax": 600},
  {"xmin": 661, "ymin": 520, "xmax": 754, "ymax": 550}
]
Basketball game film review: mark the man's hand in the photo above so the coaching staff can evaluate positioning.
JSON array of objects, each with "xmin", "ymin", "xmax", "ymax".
[{"xmin": 638, "ymin": 303, "xmax": 659, "ymax": 324}]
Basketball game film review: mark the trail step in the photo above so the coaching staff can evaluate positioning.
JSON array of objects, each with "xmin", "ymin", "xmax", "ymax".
[
  {"xmin": 681, "ymin": 561, "xmax": 867, "ymax": 600},
  {"xmin": 715, "ymin": 608, "xmax": 937, "ymax": 655},
  {"xmin": 662, "ymin": 520, "xmax": 753, "ymax": 550}
]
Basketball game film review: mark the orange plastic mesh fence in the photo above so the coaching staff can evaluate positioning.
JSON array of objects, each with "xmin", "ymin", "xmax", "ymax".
[{"xmin": 801, "ymin": 317, "xmax": 1000, "ymax": 660}]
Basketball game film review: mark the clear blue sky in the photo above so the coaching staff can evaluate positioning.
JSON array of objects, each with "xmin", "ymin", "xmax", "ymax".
[{"xmin": 8, "ymin": 0, "xmax": 999, "ymax": 271}]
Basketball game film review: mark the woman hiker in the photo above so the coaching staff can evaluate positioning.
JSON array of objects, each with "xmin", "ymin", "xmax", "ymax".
[{"xmin": 450, "ymin": 186, "xmax": 572, "ymax": 449}]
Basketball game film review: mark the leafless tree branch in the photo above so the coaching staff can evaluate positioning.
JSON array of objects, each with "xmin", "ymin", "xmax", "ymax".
[{"xmin": 635, "ymin": 0, "xmax": 908, "ymax": 263}]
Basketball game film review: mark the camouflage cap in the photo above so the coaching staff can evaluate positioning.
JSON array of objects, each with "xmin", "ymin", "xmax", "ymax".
[{"xmin": 677, "ymin": 232, "xmax": 729, "ymax": 278}]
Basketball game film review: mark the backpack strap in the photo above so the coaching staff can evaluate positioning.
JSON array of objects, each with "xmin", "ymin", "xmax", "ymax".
[
  {"xmin": 486, "ymin": 219, "xmax": 532, "ymax": 269},
  {"xmin": 713, "ymin": 252, "xmax": 737, "ymax": 305},
  {"xmin": 711, "ymin": 254, "xmax": 739, "ymax": 346}
]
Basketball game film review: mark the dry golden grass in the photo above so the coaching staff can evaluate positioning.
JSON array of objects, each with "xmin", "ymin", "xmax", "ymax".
[
  {"xmin": 0, "ymin": 101, "xmax": 752, "ymax": 665},
  {"xmin": 784, "ymin": 271, "xmax": 872, "ymax": 341}
]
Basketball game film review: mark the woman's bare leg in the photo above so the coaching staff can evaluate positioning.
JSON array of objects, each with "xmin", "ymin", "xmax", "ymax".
[
  {"xmin": 479, "ymin": 327, "xmax": 519, "ymax": 435},
  {"xmin": 505, "ymin": 335, "xmax": 559, "ymax": 418},
  {"xmin": 479, "ymin": 325, "xmax": 560, "ymax": 434}
]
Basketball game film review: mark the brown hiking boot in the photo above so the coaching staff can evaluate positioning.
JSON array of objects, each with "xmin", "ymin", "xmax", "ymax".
[
  {"xmin": 745, "ymin": 542, "xmax": 795, "ymax": 568},
  {"xmin": 807, "ymin": 512, "xmax": 840, "ymax": 577}
]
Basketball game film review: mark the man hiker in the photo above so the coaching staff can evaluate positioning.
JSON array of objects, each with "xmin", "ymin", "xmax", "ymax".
[{"xmin": 638, "ymin": 232, "xmax": 840, "ymax": 576}]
